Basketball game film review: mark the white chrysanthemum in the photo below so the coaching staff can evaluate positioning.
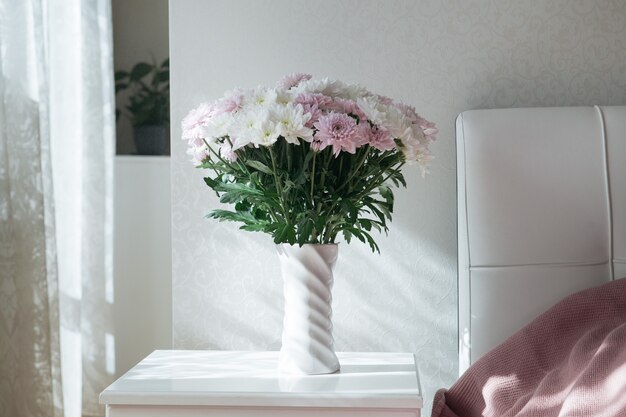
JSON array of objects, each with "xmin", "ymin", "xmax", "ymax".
[
  {"xmin": 230, "ymin": 108, "xmax": 264, "ymax": 150},
  {"xmin": 402, "ymin": 141, "xmax": 433, "ymax": 176},
  {"xmin": 341, "ymin": 83, "xmax": 369, "ymax": 101},
  {"xmin": 245, "ymin": 86, "xmax": 277, "ymax": 108},
  {"xmin": 270, "ymin": 103, "xmax": 313, "ymax": 144},
  {"xmin": 380, "ymin": 105, "xmax": 413, "ymax": 140},
  {"xmin": 250, "ymin": 116, "xmax": 282, "ymax": 147},
  {"xmin": 356, "ymin": 96, "xmax": 388, "ymax": 126},
  {"xmin": 275, "ymin": 88, "xmax": 294, "ymax": 105},
  {"xmin": 294, "ymin": 77, "xmax": 345, "ymax": 98},
  {"xmin": 199, "ymin": 112, "xmax": 232, "ymax": 142},
  {"xmin": 412, "ymin": 124, "xmax": 426, "ymax": 143}
]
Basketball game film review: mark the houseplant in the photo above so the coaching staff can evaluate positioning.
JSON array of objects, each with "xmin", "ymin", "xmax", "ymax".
[
  {"xmin": 115, "ymin": 58, "xmax": 170, "ymax": 155},
  {"xmin": 182, "ymin": 74, "xmax": 437, "ymax": 374}
]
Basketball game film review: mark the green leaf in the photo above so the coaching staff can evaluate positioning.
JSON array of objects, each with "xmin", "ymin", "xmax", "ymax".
[
  {"xmin": 361, "ymin": 230, "xmax": 380, "ymax": 253},
  {"xmin": 315, "ymin": 215, "xmax": 327, "ymax": 232},
  {"xmin": 252, "ymin": 207, "xmax": 268, "ymax": 221},
  {"xmin": 283, "ymin": 180, "xmax": 296, "ymax": 193},
  {"xmin": 115, "ymin": 82, "xmax": 128, "ymax": 93},
  {"xmin": 364, "ymin": 199, "xmax": 392, "ymax": 222},
  {"xmin": 114, "ymin": 71, "xmax": 129, "ymax": 81},
  {"xmin": 358, "ymin": 219, "xmax": 372, "ymax": 231},
  {"xmin": 240, "ymin": 223, "xmax": 269, "ymax": 232},
  {"xmin": 157, "ymin": 70, "xmax": 169, "ymax": 83},
  {"xmin": 130, "ymin": 62, "xmax": 153, "ymax": 82},
  {"xmin": 342, "ymin": 229, "xmax": 352, "ymax": 244},
  {"xmin": 235, "ymin": 200, "xmax": 251, "ymax": 212},
  {"xmin": 388, "ymin": 170, "xmax": 407, "ymax": 188},
  {"xmin": 297, "ymin": 219, "xmax": 314, "ymax": 245},
  {"xmin": 206, "ymin": 181, "xmax": 264, "ymax": 205},
  {"xmin": 208, "ymin": 209, "xmax": 255, "ymax": 224},
  {"xmin": 204, "ymin": 177, "xmax": 219, "ymax": 188},
  {"xmin": 161, "ymin": 58, "xmax": 169, "ymax": 68},
  {"xmin": 220, "ymin": 192, "xmax": 243, "ymax": 204},
  {"xmin": 274, "ymin": 223, "xmax": 296, "ymax": 245},
  {"xmin": 379, "ymin": 185, "xmax": 394, "ymax": 205},
  {"xmin": 245, "ymin": 160, "xmax": 273, "ymax": 175},
  {"xmin": 218, "ymin": 182, "xmax": 264, "ymax": 195}
]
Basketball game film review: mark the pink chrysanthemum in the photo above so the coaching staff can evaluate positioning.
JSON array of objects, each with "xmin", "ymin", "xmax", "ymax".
[
  {"xmin": 181, "ymin": 102, "xmax": 215, "ymax": 142},
  {"xmin": 181, "ymin": 95, "xmax": 242, "ymax": 144},
  {"xmin": 186, "ymin": 146, "xmax": 209, "ymax": 167},
  {"xmin": 219, "ymin": 92, "xmax": 243, "ymax": 113},
  {"xmin": 295, "ymin": 93, "xmax": 333, "ymax": 127},
  {"xmin": 327, "ymin": 98, "xmax": 368, "ymax": 122},
  {"xmin": 277, "ymin": 73, "xmax": 312, "ymax": 89},
  {"xmin": 295, "ymin": 92, "xmax": 333, "ymax": 108},
  {"xmin": 419, "ymin": 119, "xmax": 438, "ymax": 143},
  {"xmin": 367, "ymin": 125, "xmax": 396, "ymax": 152},
  {"xmin": 219, "ymin": 143, "xmax": 238, "ymax": 162},
  {"xmin": 313, "ymin": 112, "xmax": 361, "ymax": 156},
  {"xmin": 394, "ymin": 102, "xmax": 420, "ymax": 123},
  {"xmin": 376, "ymin": 94, "xmax": 394, "ymax": 105}
]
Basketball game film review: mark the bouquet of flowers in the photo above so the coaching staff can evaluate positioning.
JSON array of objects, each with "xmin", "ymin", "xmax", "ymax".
[{"xmin": 182, "ymin": 74, "xmax": 437, "ymax": 252}]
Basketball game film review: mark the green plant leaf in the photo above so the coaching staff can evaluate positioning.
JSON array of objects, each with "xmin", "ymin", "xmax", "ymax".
[
  {"xmin": 297, "ymin": 219, "xmax": 314, "ymax": 245},
  {"xmin": 130, "ymin": 62, "xmax": 153, "ymax": 82},
  {"xmin": 157, "ymin": 70, "xmax": 169, "ymax": 83},
  {"xmin": 361, "ymin": 230, "xmax": 380, "ymax": 253},
  {"xmin": 114, "ymin": 70, "xmax": 129, "ymax": 81},
  {"xmin": 379, "ymin": 185, "xmax": 394, "ymax": 205},
  {"xmin": 358, "ymin": 218, "xmax": 372, "ymax": 231},
  {"xmin": 274, "ymin": 223, "xmax": 296, "ymax": 245},
  {"xmin": 198, "ymin": 141, "xmax": 408, "ymax": 252},
  {"xmin": 240, "ymin": 223, "xmax": 269, "ymax": 232},
  {"xmin": 208, "ymin": 209, "xmax": 255, "ymax": 224},
  {"xmin": 342, "ymin": 228, "xmax": 352, "ymax": 244},
  {"xmin": 115, "ymin": 82, "xmax": 128, "ymax": 93},
  {"xmin": 245, "ymin": 160, "xmax": 273, "ymax": 175},
  {"xmin": 204, "ymin": 176, "xmax": 219, "ymax": 188}
]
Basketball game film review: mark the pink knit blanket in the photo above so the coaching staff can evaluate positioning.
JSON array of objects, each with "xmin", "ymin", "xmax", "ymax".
[{"xmin": 432, "ymin": 278, "xmax": 626, "ymax": 417}]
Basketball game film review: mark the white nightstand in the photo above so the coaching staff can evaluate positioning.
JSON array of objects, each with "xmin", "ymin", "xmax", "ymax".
[{"xmin": 100, "ymin": 350, "xmax": 423, "ymax": 416}]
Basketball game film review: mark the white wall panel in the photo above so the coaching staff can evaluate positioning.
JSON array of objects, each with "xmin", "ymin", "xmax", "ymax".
[{"xmin": 114, "ymin": 156, "xmax": 172, "ymax": 375}]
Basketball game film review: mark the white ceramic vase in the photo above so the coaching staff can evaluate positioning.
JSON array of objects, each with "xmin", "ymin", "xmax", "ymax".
[{"xmin": 277, "ymin": 243, "xmax": 340, "ymax": 375}]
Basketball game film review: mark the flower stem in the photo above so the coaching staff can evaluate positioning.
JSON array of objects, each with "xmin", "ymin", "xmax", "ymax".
[
  {"xmin": 337, "ymin": 148, "xmax": 369, "ymax": 193},
  {"xmin": 287, "ymin": 143, "xmax": 293, "ymax": 174},
  {"xmin": 355, "ymin": 162, "xmax": 405, "ymax": 201},
  {"xmin": 310, "ymin": 152, "xmax": 317, "ymax": 207},
  {"xmin": 269, "ymin": 147, "xmax": 289, "ymax": 222}
]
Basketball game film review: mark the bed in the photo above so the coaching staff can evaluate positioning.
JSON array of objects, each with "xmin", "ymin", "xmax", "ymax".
[{"xmin": 434, "ymin": 106, "xmax": 626, "ymax": 417}]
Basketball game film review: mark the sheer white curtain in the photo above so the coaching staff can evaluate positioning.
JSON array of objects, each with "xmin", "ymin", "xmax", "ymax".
[{"xmin": 0, "ymin": 0, "xmax": 115, "ymax": 416}]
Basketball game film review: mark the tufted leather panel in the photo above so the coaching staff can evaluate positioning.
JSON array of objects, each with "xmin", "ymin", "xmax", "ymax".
[{"xmin": 456, "ymin": 106, "xmax": 626, "ymax": 373}]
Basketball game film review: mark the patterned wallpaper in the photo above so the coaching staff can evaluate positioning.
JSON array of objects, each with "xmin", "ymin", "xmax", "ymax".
[{"xmin": 169, "ymin": 0, "xmax": 626, "ymax": 412}]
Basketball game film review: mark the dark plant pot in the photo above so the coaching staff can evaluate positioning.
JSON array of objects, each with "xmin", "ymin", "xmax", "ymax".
[{"xmin": 134, "ymin": 125, "xmax": 169, "ymax": 155}]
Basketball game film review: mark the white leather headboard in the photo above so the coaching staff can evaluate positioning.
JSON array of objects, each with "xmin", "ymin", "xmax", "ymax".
[{"xmin": 456, "ymin": 106, "xmax": 626, "ymax": 374}]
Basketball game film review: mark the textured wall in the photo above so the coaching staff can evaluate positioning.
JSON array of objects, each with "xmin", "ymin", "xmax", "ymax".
[{"xmin": 170, "ymin": 0, "xmax": 626, "ymax": 412}]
